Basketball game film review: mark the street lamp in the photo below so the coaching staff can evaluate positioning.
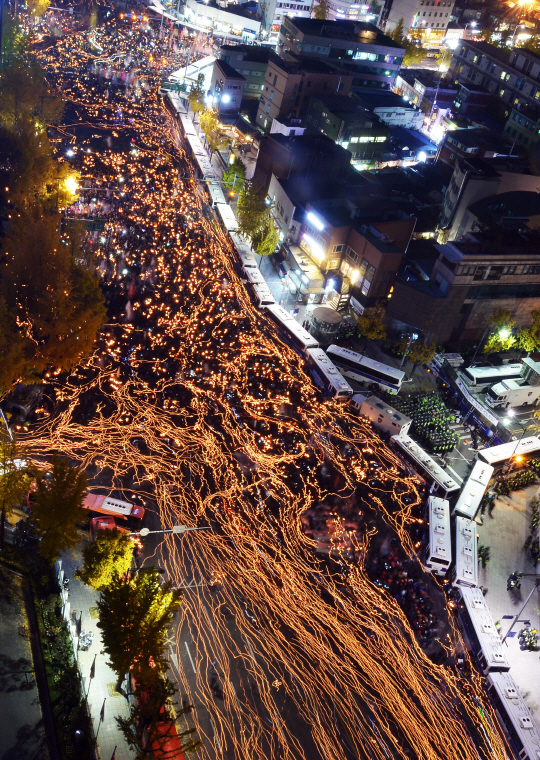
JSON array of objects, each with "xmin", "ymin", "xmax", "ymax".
[
  {"xmin": 501, "ymin": 575, "xmax": 540, "ymax": 644},
  {"xmin": 128, "ymin": 525, "xmax": 210, "ymax": 537}
]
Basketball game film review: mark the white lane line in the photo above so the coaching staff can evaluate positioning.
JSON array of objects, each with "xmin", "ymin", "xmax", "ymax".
[
  {"xmin": 245, "ymin": 637, "xmax": 257, "ymax": 663},
  {"xmin": 272, "ymin": 708, "xmax": 288, "ymax": 743},
  {"xmin": 184, "ymin": 641, "xmax": 197, "ymax": 674},
  {"xmin": 203, "ymin": 605, "xmax": 216, "ymax": 633},
  {"xmin": 209, "ymin": 717, "xmax": 223, "ymax": 753}
]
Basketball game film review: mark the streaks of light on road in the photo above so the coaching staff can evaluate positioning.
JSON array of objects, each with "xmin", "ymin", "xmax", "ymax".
[{"xmin": 26, "ymin": 20, "xmax": 513, "ymax": 760}]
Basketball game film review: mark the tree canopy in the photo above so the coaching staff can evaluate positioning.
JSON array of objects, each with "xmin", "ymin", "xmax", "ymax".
[
  {"xmin": 236, "ymin": 184, "xmax": 278, "ymax": 259},
  {"xmin": 0, "ymin": 431, "xmax": 32, "ymax": 547},
  {"xmin": 199, "ymin": 109, "xmax": 230, "ymax": 156},
  {"xmin": 116, "ymin": 676, "xmax": 201, "ymax": 759},
  {"xmin": 0, "ymin": 212, "xmax": 107, "ymax": 391},
  {"xmin": 312, "ymin": 0, "xmax": 330, "ymax": 20},
  {"xmin": 30, "ymin": 456, "xmax": 88, "ymax": 563},
  {"xmin": 357, "ymin": 306, "xmax": 387, "ymax": 349},
  {"xmin": 76, "ymin": 528, "xmax": 134, "ymax": 590},
  {"xmin": 388, "ymin": 18, "xmax": 426, "ymax": 66},
  {"xmin": 517, "ymin": 310, "xmax": 540, "ymax": 356},
  {"xmin": 222, "ymin": 155, "xmax": 246, "ymax": 195},
  {"xmin": 97, "ymin": 567, "xmax": 182, "ymax": 682},
  {"xmin": 403, "ymin": 338, "xmax": 437, "ymax": 378},
  {"xmin": 482, "ymin": 308, "xmax": 516, "ymax": 354},
  {"xmin": 188, "ymin": 73, "xmax": 205, "ymax": 120}
]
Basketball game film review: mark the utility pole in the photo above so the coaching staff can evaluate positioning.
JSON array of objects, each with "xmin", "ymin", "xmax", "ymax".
[{"xmin": 501, "ymin": 576, "xmax": 540, "ymax": 644}]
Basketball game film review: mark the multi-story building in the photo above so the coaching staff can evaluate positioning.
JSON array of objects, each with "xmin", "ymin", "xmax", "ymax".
[
  {"xmin": 504, "ymin": 104, "xmax": 540, "ymax": 149},
  {"xmin": 209, "ymin": 60, "xmax": 246, "ymax": 115},
  {"xmin": 299, "ymin": 198, "xmax": 415, "ymax": 307},
  {"xmin": 218, "ymin": 44, "xmax": 272, "ymax": 99},
  {"xmin": 253, "ymin": 132, "xmax": 353, "ymax": 191},
  {"xmin": 255, "ymin": 54, "xmax": 353, "ymax": 132},
  {"xmin": 353, "ymin": 90, "xmax": 425, "ymax": 129},
  {"xmin": 438, "ymin": 155, "xmax": 540, "ymax": 240},
  {"xmin": 277, "ymin": 18, "xmax": 405, "ymax": 90},
  {"xmin": 305, "ymin": 94, "xmax": 389, "ymax": 168},
  {"xmin": 387, "ymin": 231, "xmax": 540, "ymax": 343},
  {"xmin": 449, "ymin": 40, "xmax": 540, "ymax": 111},
  {"xmin": 378, "ymin": 0, "xmax": 455, "ymax": 37},
  {"xmin": 323, "ymin": 0, "xmax": 380, "ymax": 24},
  {"xmin": 435, "ymin": 127, "xmax": 517, "ymax": 167},
  {"xmin": 258, "ymin": 0, "xmax": 313, "ymax": 40}
]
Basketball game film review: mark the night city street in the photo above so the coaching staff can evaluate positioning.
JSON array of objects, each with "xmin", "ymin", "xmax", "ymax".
[{"xmin": 8, "ymin": 9, "xmax": 517, "ymax": 760}]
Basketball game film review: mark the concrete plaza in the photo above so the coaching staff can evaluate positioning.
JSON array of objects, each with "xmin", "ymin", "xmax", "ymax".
[{"xmin": 476, "ymin": 484, "xmax": 540, "ymax": 716}]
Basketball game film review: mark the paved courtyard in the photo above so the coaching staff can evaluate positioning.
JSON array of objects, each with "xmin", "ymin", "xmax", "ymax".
[{"xmin": 476, "ymin": 484, "xmax": 540, "ymax": 715}]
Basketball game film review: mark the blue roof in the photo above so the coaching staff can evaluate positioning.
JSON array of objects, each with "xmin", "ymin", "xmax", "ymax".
[{"xmin": 390, "ymin": 127, "xmax": 437, "ymax": 153}]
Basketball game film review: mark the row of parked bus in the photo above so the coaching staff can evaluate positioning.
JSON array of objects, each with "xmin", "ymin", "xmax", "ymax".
[
  {"xmin": 166, "ymin": 93, "xmax": 408, "ymax": 404},
  {"xmin": 422, "ymin": 460, "xmax": 540, "ymax": 760}
]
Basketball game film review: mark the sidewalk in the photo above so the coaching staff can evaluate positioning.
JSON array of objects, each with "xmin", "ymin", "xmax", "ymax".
[
  {"xmin": 61, "ymin": 549, "xmax": 134, "ymax": 760},
  {"xmin": 476, "ymin": 484, "xmax": 540, "ymax": 716}
]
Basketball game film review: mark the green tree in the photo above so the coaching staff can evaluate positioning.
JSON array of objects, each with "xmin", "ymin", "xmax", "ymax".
[
  {"xmin": 27, "ymin": 0, "xmax": 51, "ymax": 18},
  {"xmin": 388, "ymin": 17, "xmax": 405, "ymax": 44},
  {"xmin": 236, "ymin": 183, "xmax": 277, "ymax": 258},
  {"xmin": 482, "ymin": 308, "xmax": 516, "ymax": 354},
  {"xmin": 0, "ymin": 62, "xmax": 64, "ymax": 137},
  {"xmin": 97, "ymin": 568, "xmax": 182, "ymax": 683},
  {"xmin": 405, "ymin": 338, "xmax": 437, "ymax": 378},
  {"xmin": 0, "ymin": 431, "xmax": 31, "ymax": 548},
  {"xmin": 199, "ymin": 109, "xmax": 230, "ymax": 157},
  {"xmin": 76, "ymin": 529, "xmax": 134, "ymax": 590},
  {"xmin": 188, "ymin": 73, "xmax": 205, "ymax": 123},
  {"xmin": 31, "ymin": 456, "xmax": 88, "ymax": 563},
  {"xmin": 1, "ymin": 13, "xmax": 28, "ymax": 65},
  {"xmin": 312, "ymin": 0, "xmax": 330, "ymax": 19},
  {"xmin": 357, "ymin": 306, "xmax": 387, "ymax": 351},
  {"xmin": 222, "ymin": 155, "xmax": 246, "ymax": 195},
  {"xmin": 0, "ymin": 211, "xmax": 106, "ymax": 389},
  {"xmin": 252, "ymin": 218, "xmax": 279, "ymax": 261},
  {"xmin": 517, "ymin": 310, "xmax": 540, "ymax": 356},
  {"xmin": 116, "ymin": 675, "xmax": 201, "ymax": 758}
]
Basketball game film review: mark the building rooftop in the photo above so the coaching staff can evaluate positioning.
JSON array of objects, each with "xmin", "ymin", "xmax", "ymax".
[
  {"xmin": 269, "ymin": 51, "xmax": 349, "ymax": 76},
  {"xmin": 214, "ymin": 59, "xmax": 246, "ymax": 80},
  {"xmin": 353, "ymin": 89, "xmax": 420, "ymax": 110},
  {"xmin": 283, "ymin": 18, "xmax": 404, "ymax": 50},
  {"xmin": 219, "ymin": 44, "xmax": 272, "ymax": 63},
  {"xmin": 468, "ymin": 191, "xmax": 540, "ymax": 222},
  {"xmin": 460, "ymin": 40, "xmax": 511, "ymax": 66},
  {"xmin": 308, "ymin": 93, "xmax": 375, "ymax": 119}
]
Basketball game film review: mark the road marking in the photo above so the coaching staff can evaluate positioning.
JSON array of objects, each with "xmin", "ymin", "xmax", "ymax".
[
  {"xmin": 245, "ymin": 637, "xmax": 257, "ymax": 663},
  {"xmin": 169, "ymin": 649, "xmax": 179, "ymax": 673},
  {"xmin": 209, "ymin": 717, "xmax": 222, "ymax": 752},
  {"xmin": 203, "ymin": 605, "xmax": 216, "ymax": 632},
  {"xmin": 272, "ymin": 708, "xmax": 287, "ymax": 743},
  {"xmin": 184, "ymin": 642, "xmax": 197, "ymax": 674}
]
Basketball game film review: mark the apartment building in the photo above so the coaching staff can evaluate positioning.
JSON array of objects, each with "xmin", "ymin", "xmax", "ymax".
[
  {"xmin": 387, "ymin": 231, "xmax": 540, "ymax": 343},
  {"xmin": 299, "ymin": 199, "xmax": 415, "ymax": 307},
  {"xmin": 305, "ymin": 94, "xmax": 389, "ymax": 168},
  {"xmin": 218, "ymin": 44, "xmax": 272, "ymax": 99},
  {"xmin": 255, "ymin": 54, "xmax": 353, "ymax": 132},
  {"xmin": 379, "ymin": 0, "xmax": 455, "ymax": 37},
  {"xmin": 277, "ymin": 18, "xmax": 404, "ymax": 90},
  {"xmin": 504, "ymin": 104, "xmax": 540, "ymax": 149},
  {"xmin": 449, "ymin": 40, "xmax": 540, "ymax": 111},
  {"xmin": 259, "ymin": 0, "xmax": 313, "ymax": 40},
  {"xmin": 438, "ymin": 155, "xmax": 540, "ymax": 240}
]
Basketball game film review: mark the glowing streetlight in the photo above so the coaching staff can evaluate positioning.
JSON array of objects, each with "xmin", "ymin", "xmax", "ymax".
[
  {"xmin": 65, "ymin": 175, "xmax": 79, "ymax": 195},
  {"xmin": 499, "ymin": 328, "xmax": 510, "ymax": 340}
]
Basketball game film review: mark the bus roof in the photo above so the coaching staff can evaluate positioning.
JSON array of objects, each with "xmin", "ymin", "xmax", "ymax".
[
  {"xmin": 452, "ymin": 477, "xmax": 486, "ymax": 520},
  {"xmin": 427, "ymin": 496, "xmax": 451, "ymax": 567},
  {"xmin": 306, "ymin": 348, "xmax": 354, "ymax": 394},
  {"xmin": 454, "ymin": 517, "xmax": 478, "ymax": 588},
  {"xmin": 464, "ymin": 364, "xmax": 522, "ymax": 379},
  {"xmin": 83, "ymin": 494, "xmax": 144, "ymax": 519},
  {"xmin": 392, "ymin": 434, "xmax": 461, "ymax": 493},
  {"xmin": 459, "ymin": 587, "xmax": 510, "ymax": 671},
  {"xmin": 487, "ymin": 672, "xmax": 540, "ymax": 760},
  {"xmin": 479, "ymin": 436, "xmax": 540, "ymax": 465},
  {"xmin": 328, "ymin": 345, "xmax": 405, "ymax": 382},
  {"xmin": 468, "ymin": 460, "xmax": 494, "ymax": 488}
]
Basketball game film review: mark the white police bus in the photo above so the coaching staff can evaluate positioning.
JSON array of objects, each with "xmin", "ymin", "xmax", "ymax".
[
  {"xmin": 424, "ymin": 496, "xmax": 452, "ymax": 576},
  {"xmin": 452, "ymin": 517, "xmax": 478, "ymax": 588},
  {"xmin": 457, "ymin": 587, "xmax": 510, "ymax": 674},
  {"xmin": 486, "ymin": 672, "xmax": 540, "ymax": 760},
  {"xmin": 264, "ymin": 304, "xmax": 319, "ymax": 353},
  {"xmin": 305, "ymin": 348, "xmax": 354, "ymax": 401},
  {"xmin": 463, "ymin": 364, "xmax": 523, "ymax": 390},
  {"xmin": 327, "ymin": 345, "xmax": 405, "ymax": 395}
]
